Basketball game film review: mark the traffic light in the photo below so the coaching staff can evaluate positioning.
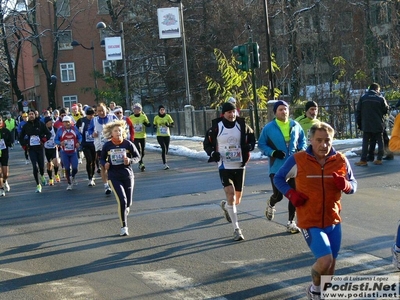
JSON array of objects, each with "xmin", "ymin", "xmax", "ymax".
[
  {"xmin": 233, "ymin": 44, "xmax": 250, "ymax": 71},
  {"xmin": 252, "ymin": 42, "xmax": 260, "ymax": 69}
]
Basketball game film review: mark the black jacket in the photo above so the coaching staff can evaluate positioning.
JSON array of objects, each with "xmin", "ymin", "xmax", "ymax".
[
  {"xmin": 203, "ymin": 116, "xmax": 255, "ymax": 166},
  {"xmin": 19, "ymin": 118, "xmax": 51, "ymax": 149},
  {"xmin": 0, "ymin": 127, "xmax": 13, "ymax": 150},
  {"xmin": 356, "ymin": 90, "xmax": 389, "ymax": 132}
]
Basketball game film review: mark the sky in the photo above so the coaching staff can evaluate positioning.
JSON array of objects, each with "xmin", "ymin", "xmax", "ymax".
[{"xmin": 146, "ymin": 136, "xmax": 362, "ymax": 160}]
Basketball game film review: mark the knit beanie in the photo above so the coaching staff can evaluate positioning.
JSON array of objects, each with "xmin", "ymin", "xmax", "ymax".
[
  {"xmin": 222, "ymin": 102, "xmax": 236, "ymax": 114},
  {"xmin": 305, "ymin": 101, "xmax": 318, "ymax": 112},
  {"xmin": 273, "ymin": 100, "xmax": 289, "ymax": 114}
]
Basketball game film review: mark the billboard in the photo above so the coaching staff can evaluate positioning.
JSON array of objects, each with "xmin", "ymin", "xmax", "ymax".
[
  {"xmin": 157, "ymin": 7, "xmax": 181, "ymax": 39},
  {"xmin": 105, "ymin": 37, "xmax": 123, "ymax": 61}
]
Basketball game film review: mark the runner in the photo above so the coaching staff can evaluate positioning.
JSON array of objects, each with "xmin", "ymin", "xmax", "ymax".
[
  {"xmin": 0, "ymin": 116, "xmax": 13, "ymax": 195},
  {"xmin": 43, "ymin": 116, "xmax": 60, "ymax": 186}
]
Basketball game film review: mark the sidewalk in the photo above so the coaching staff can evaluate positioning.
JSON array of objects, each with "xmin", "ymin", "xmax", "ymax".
[{"xmin": 146, "ymin": 135, "xmax": 363, "ymax": 160}]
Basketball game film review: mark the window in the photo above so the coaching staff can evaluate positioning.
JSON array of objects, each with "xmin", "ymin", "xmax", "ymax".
[
  {"xmin": 63, "ymin": 95, "xmax": 78, "ymax": 108},
  {"xmin": 56, "ymin": 0, "xmax": 70, "ymax": 17},
  {"xmin": 60, "ymin": 63, "xmax": 76, "ymax": 82},
  {"xmin": 58, "ymin": 30, "xmax": 72, "ymax": 50},
  {"xmin": 97, "ymin": 0, "xmax": 109, "ymax": 14},
  {"xmin": 103, "ymin": 60, "xmax": 114, "ymax": 76}
]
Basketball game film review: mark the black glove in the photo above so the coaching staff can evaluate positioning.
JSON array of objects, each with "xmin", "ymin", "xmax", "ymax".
[
  {"xmin": 211, "ymin": 151, "xmax": 221, "ymax": 162},
  {"xmin": 272, "ymin": 150, "xmax": 286, "ymax": 159}
]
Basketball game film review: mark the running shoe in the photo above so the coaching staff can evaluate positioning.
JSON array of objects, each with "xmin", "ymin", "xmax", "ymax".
[
  {"xmin": 355, "ymin": 160, "xmax": 368, "ymax": 166},
  {"xmin": 286, "ymin": 221, "xmax": 300, "ymax": 234},
  {"xmin": 49, "ymin": 179, "xmax": 54, "ymax": 186},
  {"xmin": 306, "ymin": 284, "xmax": 321, "ymax": 300},
  {"xmin": 0, "ymin": 188, "xmax": 5, "ymax": 197},
  {"xmin": 392, "ymin": 244, "xmax": 400, "ymax": 270},
  {"xmin": 25, "ymin": 159, "xmax": 30, "ymax": 165},
  {"xmin": 140, "ymin": 163, "xmax": 145, "ymax": 172},
  {"xmin": 78, "ymin": 158, "xmax": 83, "ymax": 164},
  {"xmin": 40, "ymin": 176, "xmax": 47, "ymax": 186},
  {"xmin": 233, "ymin": 228, "xmax": 244, "ymax": 241},
  {"xmin": 120, "ymin": 227, "xmax": 129, "ymax": 236},
  {"xmin": 66, "ymin": 184, "xmax": 73, "ymax": 191},
  {"xmin": 104, "ymin": 184, "xmax": 112, "ymax": 195},
  {"xmin": 265, "ymin": 199, "xmax": 276, "ymax": 220},
  {"xmin": 220, "ymin": 200, "xmax": 232, "ymax": 223},
  {"xmin": 126, "ymin": 207, "xmax": 130, "ymax": 216},
  {"xmin": 164, "ymin": 164, "xmax": 169, "ymax": 170},
  {"xmin": 55, "ymin": 174, "xmax": 61, "ymax": 183},
  {"xmin": 88, "ymin": 179, "xmax": 95, "ymax": 187},
  {"xmin": 373, "ymin": 160, "xmax": 382, "ymax": 165},
  {"xmin": 4, "ymin": 181, "xmax": 10, "ymax": 192},
  {"xmin": 36, "ymin": 184, "xmax": 42, "ymax": 193},
  {"xmin": 72, "ymin": 177, "xmax": 78, "ymax": 185}
]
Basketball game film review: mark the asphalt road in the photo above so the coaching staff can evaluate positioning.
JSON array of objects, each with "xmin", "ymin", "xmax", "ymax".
[{"xmin": 0, "ymin": 144, "xmax": 399, "ymax": 300}]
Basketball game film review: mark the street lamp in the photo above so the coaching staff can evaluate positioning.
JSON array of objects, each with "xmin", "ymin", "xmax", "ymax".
[
  {"xmin": 71, "ymin": 40, "xmax": 98, "ymax": 103},
  {"xmin": 167, "ymin": 0, "xmax": 191, "ymax": 105},
  {"xmin": 96, "ymin": 21, "xmax": 130, "ymax": 110}
]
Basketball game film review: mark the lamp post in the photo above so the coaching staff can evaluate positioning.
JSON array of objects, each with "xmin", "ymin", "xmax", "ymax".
[
  {"xmin": 167, "ymin": 0, "xmax": 191, "ymax": 105},
  {"xmin": 96, "ymin": 21, "xmax": 130, "ymax": 110},
  {"xmin": 263, "ymin": 0, "xmax": 275, "ymax": 100},
  {"xmin": 71, "ymin": 40, "xmax": 98, "ymax": 103}
]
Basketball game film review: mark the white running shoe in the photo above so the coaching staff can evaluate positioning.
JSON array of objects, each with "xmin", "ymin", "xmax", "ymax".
[
  {"xmin": 25, "ymin": 159, "xmax": 30, "ymax": 165},
  {"xmin": 306, "ymin": 284, "xmax": 321, "ymax": 300},
  {"xmin": 88, "ymin": 179, "xmax": 95, "ymax": 187},
  {"xmin": 78, "ymin": 158, "xmax": 83, "ymax": 164},
  {"xmin": 4, "ymin": 181, "xmax": 10, "ymax": 192},
  {"xmin": 72, "ymin": 177, "xmax": 78, "ymax": 185},
  {"xmin": 220, "ymin": 200, "xmax": 232, "ymax": 223},
  {"xmin": 164, "ymin": 164, "xmax": 170, "ymax": 170},
  {"xmin": 66, "ymin": 184, "xmax": 73, "ymax": 191},
  {"xmin": 233, "ymin": 228, "xmax": 244, "ymax": 241},
  {"xmin": 120, "ymin": 227, "xmax": 129, "ymax": 236},
  {"xmin": 287, "ymin": 221, "xmax": 300, "ymax": 234},
  {"xmin": 265, "ymin": 199, "xmax": 276, "ymax": 220},
  {"xmin": 0, "ymin": 188, "xmax": 5, "ymax": 197},
  {"xmin": 104, "ymin": 184, "xmax": 112, "ymax": 195}
]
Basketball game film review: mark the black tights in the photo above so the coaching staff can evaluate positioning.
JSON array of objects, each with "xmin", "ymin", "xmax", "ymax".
[{"xmin": 157, "ymin": 136, "xmax": 170, "ymax": 164}]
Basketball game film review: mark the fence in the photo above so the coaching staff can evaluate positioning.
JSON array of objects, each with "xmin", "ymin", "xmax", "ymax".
[{"xmin": 143, "ymin": 102, "xmax": 360, "ymax": 140}]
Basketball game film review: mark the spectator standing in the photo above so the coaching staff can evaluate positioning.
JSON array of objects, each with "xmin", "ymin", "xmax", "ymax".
[
  {"xmin": 203, "ymin": 102, "xmax": 255, "ymax": 241},
  {"xmin": 153, "ymin": 105, "xmax": 174, "ymax": 170},
  {"xmin": 274, "ymin": 122, "xmax": 357, "ymax": 300},
  {"xmin": 129, "ymin": 103, "xmax": 151, "ymax": 171},
  {"xmin": 258, "ymin": 100, "xmax": 307, "ymax": 234},
  {"xmin": 100, "ymin": 120, "xmax": 140, "ymax": 236},
  {"xmin": 19, "ymin": 110, "xmax": 51, "ymax": 193},
  {"xmin": 355, "ymin": 83, "xmax": 389, "ymax": 166}
]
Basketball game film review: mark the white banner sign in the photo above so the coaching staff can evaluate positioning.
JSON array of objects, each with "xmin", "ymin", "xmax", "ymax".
[
  {"xmin": 105, "ymin": 37, "xmax": 122, "ymax": 61},
  {"xmin": 157, "ymin": 7, "xmax": 181, "ymax": 39}
]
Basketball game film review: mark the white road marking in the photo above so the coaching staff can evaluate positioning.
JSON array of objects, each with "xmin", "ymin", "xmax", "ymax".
[{"xmin": 136, "ymin": 268, "xmax": 226, "ymax": 300}]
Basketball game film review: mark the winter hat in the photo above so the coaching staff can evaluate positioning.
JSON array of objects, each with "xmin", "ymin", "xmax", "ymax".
[
  {"xmin": 22, "ymin": 113, "xmax": 28, "ymax": 117},
  {"xmin": 62, "ymin": 116, "xmax": 72, "ymax": 122},
  {"xmin": 222, "ymin": 102, "xmax": 236, "ymax": 114},
  {"xmin": 158, "ymin": 105, "xmax": 165, "ymax": 111},
  {"xmin": 44, "ymin": 116, "xmax": 53, "ymax": 124},
  {"xmin": 305, "ymin": 100, "xmax": 318, "ymax": 112},
  {"xmin": 273, "ymin": 100, "xmax": 289, "ymax": 114},
  {"xmin": 113, "ymin": 106, "xmax": 123, "ymax": 114},
  {"xmin": 227, "ymin": 97, "xmax": 236, "ymax": 104}
]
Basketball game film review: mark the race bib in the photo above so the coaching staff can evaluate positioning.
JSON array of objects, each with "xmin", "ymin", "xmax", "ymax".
[
  {"xmin": 85, "ymin": 131, "xmax": 94, "ymax": 142},
  {"xmin": 45, "ymin": 139, "xmax": 55, "ymax": 148},
  {"xmin": 64, "ymin": 139, "xmax": 75, "ymax": 151},
  {"xmin": 30, "ymin": 135, "xmax": 41, "ymax": 146},
  {"xmin": 110, "ymin": 148, "xmax": 126, "ymax": 165},
  {"xmin": 0, "ymin": 139, "xmax": 6, "ymax": 150},
  {"xmin": 159, "ymin": 126, "xmax": 168, "ymax": 135},
  {"xmin": 134, "ymin": 124, "xmax": 143, "ymax": 132},
  {"xmin": 223, "ymin": 145, "xmax": 242, "ymax": 162}
]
